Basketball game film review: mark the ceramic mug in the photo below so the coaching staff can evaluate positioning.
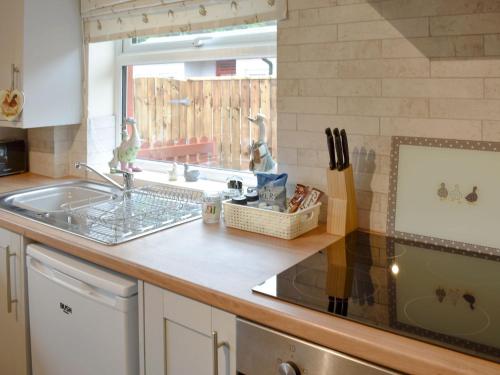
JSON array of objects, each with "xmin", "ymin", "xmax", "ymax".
[{"xmin": 202, "ymin": 191, "xmax": 222, "ymax": 224}]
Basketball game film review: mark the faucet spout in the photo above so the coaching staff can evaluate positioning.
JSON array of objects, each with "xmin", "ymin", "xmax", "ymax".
[{"xmin": 74, "ymin": 162, "xmax": 134, "ymax": 191}]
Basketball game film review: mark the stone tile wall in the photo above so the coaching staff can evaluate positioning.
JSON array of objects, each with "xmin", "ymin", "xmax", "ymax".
[
  {"xmin": 28, "ymin": 126, "xmax": 78, "ymax": 178},
  {"xmin": 277, "ymin": 0, "xmax": 500, "ymax": 232}
]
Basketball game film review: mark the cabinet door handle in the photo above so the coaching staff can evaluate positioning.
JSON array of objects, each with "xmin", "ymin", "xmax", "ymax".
[
  {"xmin": 212, "ymin": 331, "xmax": 229, "ymax": 375},
  {"xmin": 2, "ymin": 245, "xmax": 17, "ymax": 314}
]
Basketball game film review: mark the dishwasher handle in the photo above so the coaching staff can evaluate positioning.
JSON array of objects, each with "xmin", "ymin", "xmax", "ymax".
[{"xmin": 27, "ymin": 255, "xmax": 128, "ymax": 310}]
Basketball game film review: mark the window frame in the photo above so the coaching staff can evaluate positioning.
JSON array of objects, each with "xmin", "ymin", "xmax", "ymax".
[
  {"xmin": 113, "ymin": 24, "xmax": 277, "ymax": 181},
  {"xmin": 122, "ymin": 23, "xmax": 277, "ymax": 54}
]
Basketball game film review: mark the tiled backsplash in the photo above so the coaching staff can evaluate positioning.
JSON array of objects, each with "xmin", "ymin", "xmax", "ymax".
[
  {"xmin": 277, "ymin": 0, "xmax": 500, "ymax": 233},
  {"xmin": 0, "ymin": 128, "xmax": 26, "ymax": 141},
  {"xmin": 28, "ymin": 126, "xmax": 76, "ymax": 178},
  {"xmin": 27, "ymin": 118, "xmax": 112, "ymax": 180}
]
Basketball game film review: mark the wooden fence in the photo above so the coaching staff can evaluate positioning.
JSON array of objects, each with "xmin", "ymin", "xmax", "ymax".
[{"xmin": 132, "ymin": 77, "xmax": 277, "ymax": 170}]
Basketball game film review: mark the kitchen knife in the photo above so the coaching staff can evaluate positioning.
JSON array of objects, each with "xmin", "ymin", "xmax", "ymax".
[
  {"xmin": 333, "ymin": 128, "xmax": 344, "ymax": 171},
  {"xmin": 325, "ymin": 128, "xmax": 336, "ymax": 170},
  {"xmin": 340, "ymin": 129, "xmax": 349, "ymax": 169}
]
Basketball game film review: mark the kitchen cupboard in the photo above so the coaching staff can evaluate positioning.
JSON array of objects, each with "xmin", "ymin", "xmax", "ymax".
[
  {"xmin": 0, "ymin": 0, "xmax": 82, "ymax": 128},
  {"xmin": 141, "ymin": 282, "xmax": 236, "ymax": 375},
  {"xmin": 0, "ymin": 228, "xmax": 30, "ymax": 375}
]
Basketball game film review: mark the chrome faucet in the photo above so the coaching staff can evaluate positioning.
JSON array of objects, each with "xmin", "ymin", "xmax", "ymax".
[{"xmin": 74, "ymin": 162, "xmax": 134, "ymax": 191}]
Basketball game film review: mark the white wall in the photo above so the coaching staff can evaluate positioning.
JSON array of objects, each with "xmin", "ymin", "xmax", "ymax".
[
  {"xmin": 87, "ymin": 41, "xmax": 117, "ymax": 172},
  {"xmin": 88, "ymin": 41, "xmax": 116, "ymax": 118}
]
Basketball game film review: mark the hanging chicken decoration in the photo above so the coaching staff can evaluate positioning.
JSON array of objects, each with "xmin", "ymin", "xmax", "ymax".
[
  {"xmin": 109, "ymin": 118, "xmax": 142, "ymax": 172},
  {"xmin": 248, "ymin": 113, "xmax": 276, "ymax": 173},
  {"xmin": 0, "ymin": 65, "xmax": 24, "ymax": 121}
]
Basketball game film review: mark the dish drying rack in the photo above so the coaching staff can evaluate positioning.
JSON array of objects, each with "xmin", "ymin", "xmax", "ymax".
[{"xmin": 67, "ymin": 185, "xmax": 203, "ymax": 245}]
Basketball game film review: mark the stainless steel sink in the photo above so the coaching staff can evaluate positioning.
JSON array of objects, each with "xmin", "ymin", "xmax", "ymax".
[
  {"xmin": 0, "ymin": 180, "xmax": 202, "ymax": 245},
  {"xmin": 6, "ymin": 184, "xmax": 117, "ymax": 213}
]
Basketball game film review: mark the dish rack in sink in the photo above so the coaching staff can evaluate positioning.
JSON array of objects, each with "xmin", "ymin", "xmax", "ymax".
[{"xmin": 68, "ymin": 185, "xmax": 203, "ymax": 245}]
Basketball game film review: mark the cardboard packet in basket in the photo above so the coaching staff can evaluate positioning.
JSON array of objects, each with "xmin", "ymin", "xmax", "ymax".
[{"xmin": 256, "ymin": 173, "xmax": 288, "ymax": 211}]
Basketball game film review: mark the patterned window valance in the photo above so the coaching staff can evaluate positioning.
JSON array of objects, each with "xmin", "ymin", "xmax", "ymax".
[{"xmin": 81, "ymin": 0, "xmax": 287, "ymax": 43}]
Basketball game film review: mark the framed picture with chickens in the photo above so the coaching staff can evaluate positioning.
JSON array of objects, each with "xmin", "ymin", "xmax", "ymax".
[{"xmin": 387, "ymin": 136, "xmax": 500, "ymax": 257}]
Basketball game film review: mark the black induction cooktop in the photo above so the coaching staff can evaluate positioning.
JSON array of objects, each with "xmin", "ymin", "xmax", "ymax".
[{"xmin": 253, "ymin": 231, "xmax": 500, "ymax": 363}]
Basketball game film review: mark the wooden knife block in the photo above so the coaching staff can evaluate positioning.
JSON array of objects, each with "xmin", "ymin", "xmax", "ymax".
[{"xmin": 326, "ymin": 166, "xmax": 358, "ymax": 236}]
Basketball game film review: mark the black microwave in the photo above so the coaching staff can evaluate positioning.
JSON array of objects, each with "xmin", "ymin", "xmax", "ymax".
[{"xmin": 0, "ymin": 140, "xmax": 27, "ymax": 176}]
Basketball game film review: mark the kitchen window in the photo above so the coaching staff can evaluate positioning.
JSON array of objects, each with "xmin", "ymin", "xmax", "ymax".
[{"xmin": 117, "ymin": 22, "xmax": 277, "ymax": 176}]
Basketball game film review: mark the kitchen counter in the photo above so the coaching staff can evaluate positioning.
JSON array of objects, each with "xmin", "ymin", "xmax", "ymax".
[{"xmin": 1, "ymin": 173, "xmax": 498, "ymax": 375}]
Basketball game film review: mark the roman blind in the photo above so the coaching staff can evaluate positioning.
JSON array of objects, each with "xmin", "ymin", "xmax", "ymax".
[{"xmin": 81, "ymin": 0, "xmax": 287, "ymax": 43}]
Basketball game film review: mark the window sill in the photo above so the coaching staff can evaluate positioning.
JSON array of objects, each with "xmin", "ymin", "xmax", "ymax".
[
  {"xmin": 104, "ymin": 169, "xmax": 244, "ymax": 193},
  {"xmin": 100, "ymin": 160, "xmax": 258, "ymax": 193},
  {"xmin": 134, "ymin": 159, "xmax": 258, "ymax": 187},
  {"xmin": 132, "ymin": 170, "xmax": 227, "ymax": 192}
]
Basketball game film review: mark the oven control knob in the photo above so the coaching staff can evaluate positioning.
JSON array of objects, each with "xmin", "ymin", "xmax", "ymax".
[{"xmin": 278, "ymin": 361, "xmax": 300, "ymax": 375}]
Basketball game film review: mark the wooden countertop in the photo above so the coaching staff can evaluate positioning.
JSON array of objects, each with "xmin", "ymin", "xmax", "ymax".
[{"xmin": 1, "ymin": 173, "xmax": 498, "ymax": 375}]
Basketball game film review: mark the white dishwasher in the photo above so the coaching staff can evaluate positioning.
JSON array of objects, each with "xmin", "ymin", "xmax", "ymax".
[{"xmin": 26, "ymin": 244, "xmax": 139, "ymax": 375}]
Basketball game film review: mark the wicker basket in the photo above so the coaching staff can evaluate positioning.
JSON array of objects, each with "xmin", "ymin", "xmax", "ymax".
[{"xmin": 222, "ymin": 201, "xmax": 321, "ymax": 240}]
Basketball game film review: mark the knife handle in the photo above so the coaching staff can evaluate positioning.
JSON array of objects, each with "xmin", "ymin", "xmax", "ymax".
[
  {"xmin": 340, "ymin": 129, "xmax": 349, "ymax": 168},
  {"xmin": 325, "ymin": 128, "xmax": 336, "ymax": 170},
  {"xmin": 333, "ymin": 128, "xmax": 344, "ymax": 171}
]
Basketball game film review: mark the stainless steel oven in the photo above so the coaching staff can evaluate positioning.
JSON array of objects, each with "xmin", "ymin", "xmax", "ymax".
[{"xmin": 237, "ymin": 319, "xmax": 398, "ymax": 375}]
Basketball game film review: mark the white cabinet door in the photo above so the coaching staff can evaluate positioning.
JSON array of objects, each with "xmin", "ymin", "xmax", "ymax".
[
  {"xmin": 143, "ymin": 283, "xmax": 236, "ymax": 375},
  {"xmin": 0, "ymin": 228, "xmax": 29, "ymax": 375},
  {"xmin": 165, "ymin": 320, "xmax": 212, "ymax": 375},
  {"xmin": 0, "ymin": 0, "xmax": 82, "ymax": 128},
  {"xmin": 212, "ymin": 308, "xmax": 236, "ymax": 375},
  {"xmin": 21, "ymin": 0, "xmax": 82, "ymax": 128},
  {"xmin": 0, "ymin": 1, "xmax": 23, "ymax": 95}
]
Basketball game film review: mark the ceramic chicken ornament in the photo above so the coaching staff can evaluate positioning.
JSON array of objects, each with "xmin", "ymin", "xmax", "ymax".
[
  {"xmin": 248, "ymin": 113, "xmax": 276, "ymax": 173},
  {"xmin": 0, "ymin": 65, "xmax": 24, "ymax": 121},
  {"xmin": 0, "ymin": 89, "xmax": 24, "ymax": 121},
  {"xmin": 109, "ymin": 118, "xmax": 142, "ymax": 172}
]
